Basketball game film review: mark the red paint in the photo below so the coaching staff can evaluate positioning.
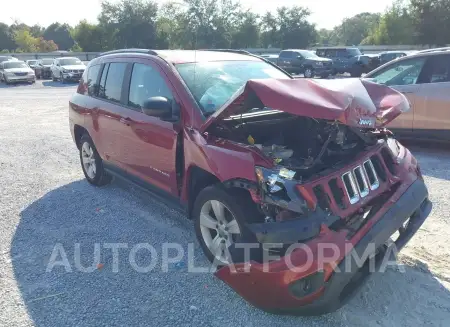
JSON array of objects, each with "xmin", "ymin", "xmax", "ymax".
[
  {"xmin": 69, "ymin": 50, "xmax": 427, "ymax": 313},
  {"xmin": 201, "ymin": 78, "xmax": 410, "ymax": 132}
]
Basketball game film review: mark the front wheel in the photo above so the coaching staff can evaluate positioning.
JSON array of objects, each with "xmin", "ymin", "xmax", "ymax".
[
  {"xmin": 79, "ymin": 134, "xmax": 112, "ymax": 186},
  {"xmin": 193, "ymin": 186, "xmax": 247, "ymax": 265},
  {"xmin": 51, "ymin": 72, "xmax": 57, "ymax": 82},
  {"xmin": 304, "ymin": 68, "xmax": 314, "ymax": 78}
]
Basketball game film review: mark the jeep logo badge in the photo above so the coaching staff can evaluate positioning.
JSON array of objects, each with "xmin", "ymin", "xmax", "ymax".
[{"xmin": 358, "ymin": 118, "xmax": 374, "ymax": 127}]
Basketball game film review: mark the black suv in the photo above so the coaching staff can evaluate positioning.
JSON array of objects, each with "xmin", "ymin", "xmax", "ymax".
[
  {"xmin": 277, "ymin": 49, "xmax": 333, "ymax": 78},
  {"xmin": 316, "ymin": 47, "xmax": 379, "ymax": 77}
]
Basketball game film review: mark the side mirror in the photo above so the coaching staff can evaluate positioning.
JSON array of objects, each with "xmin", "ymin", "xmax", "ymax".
[{"xmin": 142, "ymin": 96, "xmax": 174, "ymax": 120}]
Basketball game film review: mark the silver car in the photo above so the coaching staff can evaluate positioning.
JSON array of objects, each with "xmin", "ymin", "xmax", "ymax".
[{"xmin": 0, "ymin": 60, "xmax": 36, "ymax": 84}]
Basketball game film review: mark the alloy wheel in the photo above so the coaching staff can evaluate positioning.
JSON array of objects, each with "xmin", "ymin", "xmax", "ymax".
[
  {"xmin": 304, "ymin": 68, "xmax": 313, "ymax": 78},
  {"xmin": 199, "ymin": 200, "xmax": 241, "ymax": 264},
  {"xmin": 81, "ymin": 142, "xmax": 97, "ymax": 179}
]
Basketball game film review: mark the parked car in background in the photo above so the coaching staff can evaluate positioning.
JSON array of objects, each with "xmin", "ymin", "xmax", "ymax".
[
  {"xmin": 0, "ymin": 56, "xmax": 18, "ymax": 64},
  {"xmin": 277, "ymin": 49, "xmax": 333, "ymax": 77},
  {"xmin": 355, "ymin": 53, "xmax": 381, "ymax": 75},
  {"xmin": 260, "ymin": 54, "xmax": 279, "ymax": 64},
  {"xmin": 316, "ymin": 47, "xmax": 370, "ymax": 77},
  {"xmin": 50, "ymin": 57, "xmax": 86, "ymax": 83},
  {"xmin": 69, "ymin": 49, "xmax": 431, "ymax": 315},
  {"xmin": 0, "ymin": 60, "xmax": 36, "ymax": 84},
  {"xmin": 34, "ymin": 58, "xmax": 54, "ymax": 79},
  {"xmin": 365, "ymin": 47, "xmax": 450, "ymax": 142},
  {"xmin": 26, "ymin": 59, "xmax": 38, "ymax": 70},
  {"xmin": 378, "ymin": 51, "xmax": 408, "ymax": 65}
]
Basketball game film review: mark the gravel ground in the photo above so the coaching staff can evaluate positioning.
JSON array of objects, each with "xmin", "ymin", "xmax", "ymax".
[{"xmin": 0, "ymin": 80, "xmax": 449, "ymax": 327}]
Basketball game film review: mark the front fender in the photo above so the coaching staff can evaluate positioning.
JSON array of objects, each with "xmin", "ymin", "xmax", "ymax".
[{"xmin": 187, "ymin": 129, "xmax": 273, "ymax": 179}]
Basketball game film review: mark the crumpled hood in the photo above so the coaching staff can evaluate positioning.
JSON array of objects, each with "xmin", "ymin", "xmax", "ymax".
[{"xmin": 200, "ymin": 78, "xmax": 409, "ymax": 132}]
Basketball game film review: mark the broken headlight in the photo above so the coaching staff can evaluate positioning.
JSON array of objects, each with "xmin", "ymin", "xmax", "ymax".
[{"xmin": 255, "ymin": 166, "xmax": 296, "ymax": 194}]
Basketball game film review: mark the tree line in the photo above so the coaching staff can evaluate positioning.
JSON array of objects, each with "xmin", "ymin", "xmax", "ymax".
[{"xmin": 1, "ymin": 0, "xmax": 449, "ymax": 53}]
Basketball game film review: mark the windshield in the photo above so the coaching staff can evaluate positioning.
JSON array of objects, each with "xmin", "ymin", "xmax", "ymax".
[
  {"xmin": 27, "ymin": 60, "xmax": 37, "ymax": 65},
  {"xmin": 59, "ymin": 58, "xmax": 82, "ymax": 66},
  {"xmin": 42, "ymin": 59, "xmax": 53, "ymax": 65},
  {"xmin": 4, "ymin": 62, "xmax": 28, "ymax": 69},
  {"xmin": 347, "ymin": 48, "xmax": 362, "ymax": 56},
  {"xmin": 176, "ymin": 61, "xmax": 289, "ymax": 114},
  {"xmin": 300, "ymin": 51, "xmax": 318, "ymax": 59}
]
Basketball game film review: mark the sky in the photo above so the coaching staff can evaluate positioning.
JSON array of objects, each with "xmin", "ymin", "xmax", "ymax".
[{"xmin": 1, "ymin": 0, "xmax": 394, "ymax": 29}]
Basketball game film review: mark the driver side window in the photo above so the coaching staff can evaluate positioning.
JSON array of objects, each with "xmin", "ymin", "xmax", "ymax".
[
  {"xmin": 128, "ymin": 63, "xmax": 173, "ymax": 110},
  {"xmin": 370, "ymin": 57, "xmax": 426, "ymax": 86}
]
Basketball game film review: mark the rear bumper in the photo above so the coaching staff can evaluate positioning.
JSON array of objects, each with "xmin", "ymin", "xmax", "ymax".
[{"xmin": 215, "ymin": 178, "xmax": 432, "ymax": 315}]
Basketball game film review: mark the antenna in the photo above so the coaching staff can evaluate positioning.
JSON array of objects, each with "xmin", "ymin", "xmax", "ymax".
[{"xmin": 193, "ymin": 23, "xmax": 197, "ymax": 130}]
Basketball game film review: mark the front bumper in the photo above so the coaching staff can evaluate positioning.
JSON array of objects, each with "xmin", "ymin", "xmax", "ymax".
[
  {"xmin": 62, "ymin": 72, "xmax": 82, "ymax": 81},
  {"xmin": 313, "ymin": 66, "xmax": 333, "ymax": 76},
  {"xmin": 5, "ymin": 75, "xmax": 35, "ymax": 82},
  {"xmin": 215, "ymin": 178, "xmax": 432, "ymax": 315}
]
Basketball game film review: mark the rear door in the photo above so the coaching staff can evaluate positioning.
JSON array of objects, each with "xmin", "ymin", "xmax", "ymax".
[
  {"xmin": 413, "ymin": 54, "xmax": 450, "ymax": 140},
  {"xmin": 277, "ymin": 51, "xmax": 294, "ymax": 71},
  {"xmin": 367, "ymin": 56, "xmax": 428, "ymax": 133},
  {"xmin": 92, "ymin": 60, "xmax": 130, "ymax": 165}
]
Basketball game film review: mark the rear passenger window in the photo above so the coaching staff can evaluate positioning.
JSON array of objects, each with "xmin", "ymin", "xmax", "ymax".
[
  {"xmin": 87, "ymin": 64, "xmax": 101, "ymax": 96},
  {"xmin": 420, "ymin": 55, "xmax": 450, "ymax": 84},
  {"xmin": 101, "ymin": 63, "xmax": 127, "ymax": 103},
  {"xmin": 128, "ymin": 63, "xmax": 173, "ymax": 110}
]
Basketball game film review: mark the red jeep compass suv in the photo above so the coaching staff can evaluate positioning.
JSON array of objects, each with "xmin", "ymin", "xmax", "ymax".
[{"xmin": 69, "ymin": 49, "xmax": 432, "ymax": 315}]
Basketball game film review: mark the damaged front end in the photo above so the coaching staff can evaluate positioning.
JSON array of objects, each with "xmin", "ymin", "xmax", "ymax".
[{"xmin": 208, "ymin": 78, "xmax": 431, "ymax": 314}]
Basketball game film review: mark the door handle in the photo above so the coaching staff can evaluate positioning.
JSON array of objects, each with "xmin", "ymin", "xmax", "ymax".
[
  {"xmin": 119, "ymin": 117, "xmax": 132, "ymax": 126},
  {"xmin": 400, "ymin": 91, "xmax": 414, "ymax": 94}
]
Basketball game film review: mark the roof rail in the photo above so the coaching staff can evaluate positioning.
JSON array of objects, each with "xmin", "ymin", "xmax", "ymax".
[
  {"xmin": 202, "ymin": 49, "xmax": 252, "ymax": 55},
  {"xmin": 417, "ymin": 47, "xmax": 450, "ymax": 54},
  {"xmin": 98, "ymin": 48, "xmax": 158, "ymax": 57}
]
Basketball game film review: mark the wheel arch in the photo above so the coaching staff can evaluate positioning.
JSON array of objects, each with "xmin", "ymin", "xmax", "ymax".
[
  {"xmin": 73, "ymin": 124, "xmax": 89, "ymax": 149},
  {"xmin": 186, "ymin": 166, "xmax": 220, "ymax": 219}
]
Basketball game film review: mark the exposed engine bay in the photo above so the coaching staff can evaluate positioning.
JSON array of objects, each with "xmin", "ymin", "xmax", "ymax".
[{"xmin": 213, "ymin": 112, "xmax": 380, "ymax": 181}]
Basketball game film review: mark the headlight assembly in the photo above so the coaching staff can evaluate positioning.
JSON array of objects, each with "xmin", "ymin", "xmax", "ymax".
[{"xmin": 255, "ymin": 166, "xmax": 296, "ymax": 194}]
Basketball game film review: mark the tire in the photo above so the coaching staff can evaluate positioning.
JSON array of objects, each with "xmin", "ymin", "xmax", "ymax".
[
  {"xmin": 304, "ymin": 67, "xmax": 314, "ymax": 78},
  {"xmin": 193, "ymin": 185, "xmax": 254, "ymax": 265},
  {"xmin": 351, "ymin": 66, "xmax": 363, "ymax": 77},
  {"xmin": 52, "ymin": 72, "xmax": 57, "ymax": 82},
  {"xmin": 79, "ymin": 134, "xmax": 112, "ymax": 186}
]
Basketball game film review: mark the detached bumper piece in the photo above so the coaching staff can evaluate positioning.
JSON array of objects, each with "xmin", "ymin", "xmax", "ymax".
[{"xmin": 215, "ymin": 179, "xmax": 432, "ymax": 315}]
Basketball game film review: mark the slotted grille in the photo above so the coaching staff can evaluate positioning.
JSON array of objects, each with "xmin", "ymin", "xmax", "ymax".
[{"xmin": 342, "ymin": 159, "xmax": 379, "ymax": 204}]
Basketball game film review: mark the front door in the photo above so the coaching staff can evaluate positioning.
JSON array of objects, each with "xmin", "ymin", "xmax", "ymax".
[
  {"xmin": 412, "ymin": 54, "xmax": 450, "ymax": 140},
  {"xmin": 367, "ymin": 56, "xmax": 428, "ymax": 134},
  {"xmin": 115, "ymin": 59, "xmax": 181, "ymax": 196}
]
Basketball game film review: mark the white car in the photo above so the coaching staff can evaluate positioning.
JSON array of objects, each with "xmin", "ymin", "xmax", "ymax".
[
  {"xmin": 0, "ymin": 60, "xmax": 36, "ymax": 84},
  {"xmin": 50, "ymin": 57, "xmax": 86, "ymax": 83}
]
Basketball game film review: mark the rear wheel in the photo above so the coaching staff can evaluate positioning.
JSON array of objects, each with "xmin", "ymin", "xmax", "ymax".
[{"xmin": 79, "ymin": 134, "xmax": 112, "ymax": 186}]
